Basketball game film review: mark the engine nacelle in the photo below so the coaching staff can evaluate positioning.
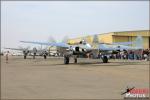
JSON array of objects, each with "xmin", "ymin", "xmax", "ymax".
[
  {"xmin": 72, "ymin": 47, "xmax": 87, "ymax": 55},
  {"xmin": 42, "ymin": 51, "xmax": 48, "ymax": 55},
  {"xmin": 74, "ymin": 47, "xmax": 83, "ymax": 52},
  {"xmin": 23, "ymin": 50, "xmax": 29, "ymax": 54}
]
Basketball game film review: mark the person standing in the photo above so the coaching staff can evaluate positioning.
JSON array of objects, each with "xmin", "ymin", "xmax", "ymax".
[{"xmin": 6, "ymin": 51, "xmax": 9, "ymax": 63}]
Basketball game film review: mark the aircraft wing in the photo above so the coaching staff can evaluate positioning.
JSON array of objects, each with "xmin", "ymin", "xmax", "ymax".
[
  {"xmin": 112, "ymin": 41, "xmax": 133, "ymax": 45},
  {"xmin": 99, "ymin": 43, "xmax": 132, "ymax": 50},
  {"xmin": 98, "ymin": 44, "xmax": 119, "ymax": 51},
  {"xmin": 20, "ymin": 41, "xmax": 70, "ymax": 48},
  {"xmin": 4, "ymin": 47, "xmax": 34, "ymax": 53},
  {"xmin": 4, "ymin": 47, "xmax": 24, "ymax": 51}
]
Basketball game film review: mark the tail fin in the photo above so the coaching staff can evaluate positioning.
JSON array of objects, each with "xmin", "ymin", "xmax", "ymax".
[
  {"xmin": 93, "ymin": 34, "xmax": 99, "ymax": 44},
  {"xmin": 134, "ymin": 35, "xmax": 143, "ymax": 49}
]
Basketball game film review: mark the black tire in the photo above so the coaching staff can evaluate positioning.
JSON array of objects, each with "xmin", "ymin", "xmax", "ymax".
[
  {"xmin": 102, "ymin": 56, "xmax": 108, "ymax": 63},
  {"xmin": 44, "ymin": 55, "xmax": 47, "ymax": 59},
  {"xmin": 24, "ymin": 55, "xmax": 26, "ymax": 59},
  {"xmin": 64, "ymin": 56, "xmax": 69, "ymax": 64},
  {"xmin": 33, "ymin": 55, "xmax": 35, "ymax": 59},
  {"xmin": 74, "ymin": 58, "xmax": 77, "ymax": 63},
  {"xmin": 33, "ymin": 53, "xmax": 36, "ymax": 59}
]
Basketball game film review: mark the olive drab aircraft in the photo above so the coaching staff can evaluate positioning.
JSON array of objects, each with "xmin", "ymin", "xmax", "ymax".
[{"xmin": 20, "ymin": 35, "xmax": 143, "ymax": 64}]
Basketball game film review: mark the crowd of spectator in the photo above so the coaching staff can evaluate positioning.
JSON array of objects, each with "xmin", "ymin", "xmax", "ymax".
[{"xmin": 107, "ymin": 49, "xmax": 150, "ymax": 61}]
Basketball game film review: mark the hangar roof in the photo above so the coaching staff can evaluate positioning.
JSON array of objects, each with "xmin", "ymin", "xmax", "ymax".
[
  {"xmin": 68, "ymin": 30, "xmax": 150, "ymax": 42},
  {"xmin": 99, "ymin": 30, "xmax": 150, "ymax": 37}
]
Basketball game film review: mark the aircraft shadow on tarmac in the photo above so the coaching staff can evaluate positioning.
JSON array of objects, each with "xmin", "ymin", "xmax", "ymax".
[
  {"xmin": 10, "ymin": 57, "xmax": 148, "ymax": 67},
  {"xmin": 50, "ymin": 61, "xmax": 147, "ymax": 67}
]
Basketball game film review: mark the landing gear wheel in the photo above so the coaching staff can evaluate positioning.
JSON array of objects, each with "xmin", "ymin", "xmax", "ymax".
[
  {"xmin": 74, "ymin": 56, "xmax": 77, "ymax": 63},
  {"xmin": 102, "ymin": 56, "xmax": 108, "ymax": 63},
  {"xmin": 33, "ymin": 53, "xmax": 36, "ymax": 59},
  {"xmin": 44, "ymin": 55, "xmax": 47, "ymax": 59},
  {"xmin": 64, "ymin": 56, "xmax": 69, "ymax": 64},
  {"xmin": 74, "ymin": 58, "xmax": 77, "ymax": 63},
  {"xmin": 24, "ymin": 55, "xmax": 27, "ymax": 59}
]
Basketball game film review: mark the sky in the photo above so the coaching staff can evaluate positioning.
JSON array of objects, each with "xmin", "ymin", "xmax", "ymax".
[{"xmin": 1, "ymin": 1, "xmax": 149, "ymax": 50}]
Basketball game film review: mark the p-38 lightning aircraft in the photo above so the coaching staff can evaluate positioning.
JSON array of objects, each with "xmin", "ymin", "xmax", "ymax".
[
  {"xmin": 20, "ymin": 35, "xmax": 143, "ymax": 64},
  {"xmin": 5, "ymin": 47, "xmax": 49, "ymax": 59}
]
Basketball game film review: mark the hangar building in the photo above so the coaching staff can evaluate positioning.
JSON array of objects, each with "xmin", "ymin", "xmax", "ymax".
[{"xmin": 67, "ymin": 30, "xmax": 150, "ymax": 49}]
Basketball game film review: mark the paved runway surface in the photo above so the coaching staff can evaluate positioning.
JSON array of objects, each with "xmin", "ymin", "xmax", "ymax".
[{"xmin": 1, "ymin": 56, "xmax": 149, "ymax": 99}]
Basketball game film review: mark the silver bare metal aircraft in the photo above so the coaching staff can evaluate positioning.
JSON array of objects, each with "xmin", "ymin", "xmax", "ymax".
[
  {"xmin": 5, "ymin": 47, "xmax": 49, "ymax": 59},
  {"xmin": 20, "ymin": 35, "xmax": 143, "ymax": 64}
]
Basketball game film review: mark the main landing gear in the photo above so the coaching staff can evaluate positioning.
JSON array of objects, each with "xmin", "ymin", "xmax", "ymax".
[
  {"xmin": 24, "ymin": 55, "xmax": 27, "ymax": 59},
  {"xmin": 24, "ymin": 53, "xmax": 27, "ymax": 59},
  {"xmin": 102, "ymin": 56, "xmax": 108, "ymax": 63},
  {"xmin": 64, "ymin": 55, "xmax": 78, "ymax": 64},
  {"xmin": 43, "ymin": 51, "xmax": 47, "ymax": 59},
  {"xmin": 64, "ymin": 55, "xmax": 70, "ymax": 64},
  {"xmin": 74, "ymin": 56, "xmax": 77, "ymax": 63},
  {"xmin": 33, "ymin": 53, "xmax": 36, "ymax": 59},
  {"xmin": 44, "ymin": 55, "xmax": 47, "ymax": 59}
]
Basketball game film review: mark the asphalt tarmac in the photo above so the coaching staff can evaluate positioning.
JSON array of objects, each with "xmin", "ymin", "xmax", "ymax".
[{"xmin": 1, "ymin": 56, "xmax": 149, "ymax": 99}]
